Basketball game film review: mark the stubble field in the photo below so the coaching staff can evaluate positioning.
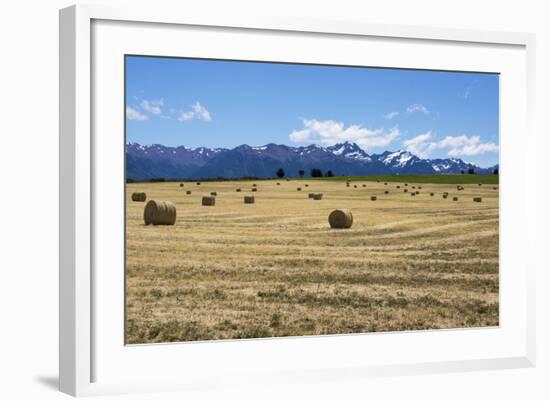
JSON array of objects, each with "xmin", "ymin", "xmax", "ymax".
[{"xmin": 126, "ymin": 177, "xmax": 499, "ymax": 344}]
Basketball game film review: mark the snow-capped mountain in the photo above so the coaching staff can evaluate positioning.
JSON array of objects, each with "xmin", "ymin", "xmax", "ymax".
[
  {"xmin": 369, "ymin": 150, "xmax": 492, "ymax": 175},
  {"xmin": 377, "ymin": 150, "xmax": 417, "ymax": 168},
  {"xmin": 326, "ymin": 141, "xmax": 371, "ymax": 161},
  {"xmin": 126, "ymin": 142, "xmax": 497, "ymax": 180}
]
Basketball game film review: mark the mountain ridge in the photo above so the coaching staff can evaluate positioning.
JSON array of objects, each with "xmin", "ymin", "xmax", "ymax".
[{"xmin": 126, "ymin": 141, "xmax": 498, "ymax": 180}]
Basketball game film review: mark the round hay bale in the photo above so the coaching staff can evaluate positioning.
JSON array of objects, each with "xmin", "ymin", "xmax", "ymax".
[
  {"xmin": 443, "ymin": 193, "xmax": 448, "ymax": 199},
  {"xmin": 196, "ymin": 182, "xmax": 201, "ymax": 185},
  {"xmin": 384, "ymin": 190, "xmax": 389, "ymax": 194},
  {"xmin": 353, "ymin": 185, "xmax": 357, "ymax": 188},
  {"xmin": 362, "ymin": 184, "xmax": 366, "ymax": 187},
  {"xmin": 131, "ymin": 192, "xmax": 146, "ymax": 202},
  {"xmin": 251, "ymin": 188, "xmax": 257, "ymax": 192},
  {"xmin": 276, "ymin": 182, "xmax": 281, "ymax": 186},
  {"xmin": 384, "ymin": 182, "xmax": 388, "ymax": 185},
  {"xmin": 415, "ymin": 191, "xmax": 420, "ymax": 195},
  {"xmin": 404, "ymin": 189, "xmax": 408, "ymax": 193},
  {"xmin": 143, "ymin": 200, "xmax": 176, "ymax": 226},
  {"xmin": 396, "ymin": 185, "xmax": 401, "ymax": 189},
  {"xmin": 453, "ymin": 197, "xmax": 458, "ymax": 201},
  {"xmin": 244, "ymin": 196, "xmax": 255, "ymax": 204},
  {"xmin": 313, "ymin": 193, "xmax": 323, "ymax": 200},
  {"xmin": 236, "ymin": 188, "xmax": 241, "ymax": 192},
  {"xmin": 305, "ymin": 184, "xmax": 309, "ymax": 187},
  {"xmin": 473, "ymin": 197, "xmax": 482, "ymax": 202},
  {"xmin": 202, "ymin": 196, "xmax": 216, "ymax": 206},
  {"xmin": 412, "ymin": 186, "xmax": 416, "ymax": 189},
  {"xmin": 308, "ymin": 193, "xmax": 315, "ymax": 199},
  {"xmin": 210, "ymin": 192, "xmax": 217, "ymax": 196},
  {"xmin": 179, "ymin": 183, "xmax": 184, "ymax": 187},
  {"xmin": 371, "ymin": 196, "xmax": 377, "ymax": 201},
  {"xmin": 430, "ymin": 192, "xmax": 434, "ymax": 196},
  {"xmin": 328, "ymin": 209, "xmax": 353, "ymax": 229},
  {"xmin": 297, "ymin": 187, "xmax": 302, "ymax": 191},
  {"xmin": 493, "ymin": 187, "xmax": 497, "ymax": 190},
  {"xmin": 418, "ymin": 186, "xmax": 422, "ymax": 189},
  {"xmin": 186, "ymin": 190, "xmax": 192, "ymax": 195},
  {"xmin": 411, "ymin": 192, "xmax": 415, "ymax": 197},
  {"xmin": 457, "ymin": 185, "xmax": 464, "ymax": 191},
  {"xmin": 404, "ymin": 183, "xmax": 408, "ymax": 186},
  {"xmin": 478, "ymin": 183, "xmax": 482, "ymax": 186},
  {"xmin": 252, "ymin": 184, "xmax": 257, "ymax": 187}
]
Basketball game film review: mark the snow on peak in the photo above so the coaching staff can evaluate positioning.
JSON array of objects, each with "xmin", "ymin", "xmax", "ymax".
[
  {"xmin": 332, "ymin": 145, "xmax": 346, "ymax": 156},
  {"xmin": 328, "ymin": 142, "xmax": 371, "ymax": 161},
  {"xmin": 382, "ymin": 150, "xmax": 414, "ymax": 167}
]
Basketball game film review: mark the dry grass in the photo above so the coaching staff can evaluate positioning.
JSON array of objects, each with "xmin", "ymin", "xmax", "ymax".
[{"xmin": 126, "ymin": 179, "xmax": 499, "ymax": 344}]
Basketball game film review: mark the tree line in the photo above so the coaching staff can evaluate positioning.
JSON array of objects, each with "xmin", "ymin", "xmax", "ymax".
[
  {"xmin": 276, "ymin": 168, "xmax": 333, "ymax": 178},
  {"xmin": 460, "ymin": 168, "xmax": 499, "ymax": 175}
]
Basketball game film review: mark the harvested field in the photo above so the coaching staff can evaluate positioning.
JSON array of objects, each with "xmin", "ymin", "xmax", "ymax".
[{"xmin": 126, "ymin": 178, "xmax": 499, "ymax": 344}]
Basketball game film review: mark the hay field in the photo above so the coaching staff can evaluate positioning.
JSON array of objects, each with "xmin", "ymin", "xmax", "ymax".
[{"xmin": 126, "ymin": 178, "xmax": 499, "ymax": 344}]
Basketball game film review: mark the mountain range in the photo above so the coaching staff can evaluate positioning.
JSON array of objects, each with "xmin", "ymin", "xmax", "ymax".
[{"xmin": 126, "ymin": 141, "xmax": 498, "ymax": 180}]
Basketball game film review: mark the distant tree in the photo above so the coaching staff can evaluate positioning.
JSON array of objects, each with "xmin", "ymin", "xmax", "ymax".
[
  {"xmin": 493, "ymin": 168, "xmax": 499, "ymax": 175},
  {"xmin": 460, "ymin": 170, "xmax": 465, "ymax": 175},
  {"xmin": 310, "ymin": 168, "xmax": 323, "ymax": 177},
  {"xmin": 325, "ymin": 169, "xmax": 334, "ymax": 177},
  {"xmin": 467, "ymin": 168, "xmax": 475, "ymax": 175},
  {"xmin": 298, "ymin": 169, "xmax": 305, "ymax": 178},
  {"xmin": 276, "ymin": 168, "xmax": 285, "ymax": 178}
]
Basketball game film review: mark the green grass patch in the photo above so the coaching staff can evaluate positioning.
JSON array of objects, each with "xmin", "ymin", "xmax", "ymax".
[
  {"xmin": 312, "ymin": 174, "xmax": 499, "ymax": 185},
  {"xmin": 128, "ymin": 174, "xmax": 498, "ymax": 185}
]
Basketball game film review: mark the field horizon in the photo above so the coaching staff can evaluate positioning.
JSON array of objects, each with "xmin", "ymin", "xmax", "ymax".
[{"xmin": 129, "ymin": 174, "xmax": 499, "ymax": 185}]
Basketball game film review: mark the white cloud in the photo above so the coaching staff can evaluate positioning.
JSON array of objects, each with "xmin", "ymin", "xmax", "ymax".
[
  {"xmin": 404, "ymin": 131, "xmax": 499, "ymax": 158},
  {"xmin": 406, "ymin": 103, "xmax": 429, "ymax": 115},
  {"xmin": 403, "ymin": 131, "xmax": 436, "ymax": 158},
  {"xmin": 289, "ymin": 119, "xmax": 399, "ymax": 149},
  {"xmin": 140, "ymin": 98, "xmax": 164, "ymax": 115},
  {"xmin": 179, "ymin": 111, "xmax": 194, "ymax": 121},
  {"xmin": 126, "ymin": 106, "xmax": 148, "ymax": 121},
  {"xmin": 442, "ymin": 136, "xmax": 499, "ymax": 157},
  {"xmin": 384, "ymin": 111, "xmax": 399, "ymax": 120},
  {"xmin": 178, "ymin": 101, "xmax": 211, "ymax": 122}
]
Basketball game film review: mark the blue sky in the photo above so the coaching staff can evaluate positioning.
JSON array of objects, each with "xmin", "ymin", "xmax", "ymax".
[{"xmin": 126, "ymin": 56, "xmax": 499, "ymax": 167}]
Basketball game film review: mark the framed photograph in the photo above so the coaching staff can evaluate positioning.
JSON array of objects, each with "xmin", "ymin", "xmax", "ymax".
[{"xmin": 59, "ymin": 4, "xmax": 536, "ymax": 396}]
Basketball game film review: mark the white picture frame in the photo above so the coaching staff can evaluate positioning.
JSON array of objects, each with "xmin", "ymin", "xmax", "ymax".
[{"xmin": 59, "ymin": 4, "xmax": 536, "ymax": 397}]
